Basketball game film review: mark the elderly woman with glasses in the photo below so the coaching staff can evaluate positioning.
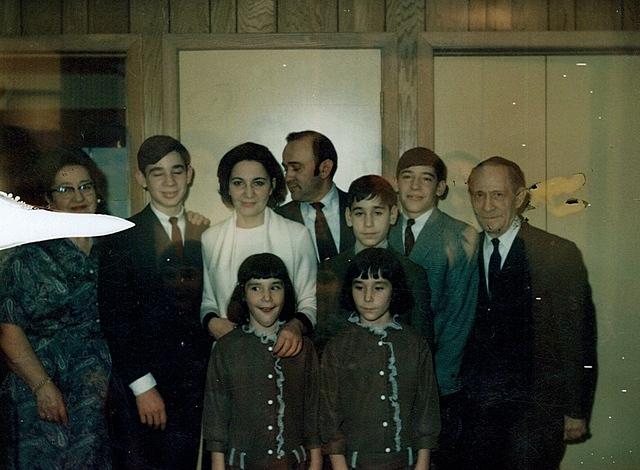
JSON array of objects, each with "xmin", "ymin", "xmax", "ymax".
[{"xmin": 0, "ymin": 148, "xmax": 112, "ymax": 469}]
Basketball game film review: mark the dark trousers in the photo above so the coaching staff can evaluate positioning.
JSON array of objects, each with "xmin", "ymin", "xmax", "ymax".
[
  {"xmin": 431, "ymin": 391, "xmax": 464, "ymax": 470},
  {"xmin": 107, "ymin": 375, "xmax": 208, "ymax": 470},
  {"xmin": 460, "ymin": 400, "xmax": 565, "ymax": 470}
]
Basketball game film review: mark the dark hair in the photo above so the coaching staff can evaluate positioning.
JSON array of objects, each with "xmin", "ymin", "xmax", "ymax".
[
  {"xmin": 0, "ymin": 125, "xmax": 42, "ymax": 205},
  {"xmin": 40, "ymin": 147, "xmax": 108, "ymax": 214},
  {"xmin": 340, "ymin": 248, "xmax": 413, "ymax": 317},
  {"xmin": 137, "ymin": 135, "xmax": 190, "ymax": 172},
  {"xmin": 396, "ymin": 147, "xmax": 447, "ymax": 182},
  {"xmin": 347, "ymin": 174, "xmax": 397, "ymax": 208},
  {"xmin": 286, "ymin": 130, "xmax": 338, "ymax": 178},
  {"xmin": 468, "ymin": 156, "xmax": 530, "ymax": 212},
  {"xmin": 217, "ymin": 142, "xmax": 287, "ymax": 208},
  {"xmin": 395, "ymin": 147, "xmax": 449, "ymax": 200},
  {"xmin": 227, "ymin": 253, "xmax": 297, "ymax": 325}
]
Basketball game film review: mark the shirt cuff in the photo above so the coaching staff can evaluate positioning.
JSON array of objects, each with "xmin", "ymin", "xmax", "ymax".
[{"xmin": 129, "ymin": 373, "xmax": 157, "ymax": 396}]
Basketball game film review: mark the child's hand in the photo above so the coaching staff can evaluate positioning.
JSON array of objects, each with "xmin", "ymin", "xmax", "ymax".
[
  {"xmin": 208, "ymin": 317, "xmax": 236, "ymax": 340},
  {"xmin": 309, "ymin": 448, "xmax": 322, "ymax": 470},
  {"xmin": 329, "ymin": 454, "xmax": 349, "ymax": 470},
  {"xmin": 273, "ymin": 318, "xmax": 303, "ymax": 357}
]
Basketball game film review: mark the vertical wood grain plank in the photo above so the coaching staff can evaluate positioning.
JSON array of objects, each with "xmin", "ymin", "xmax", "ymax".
[
  {"xmin": 0, "ymin": 0, "xmax": 21, "ymax": 35},
  {"xmin": 486, "ymin": 0, "xmax": 512, "ymax": 30},
  {"xmin": 511, "ymin": 0, "xmax": 548, "ymax": 30},
  {"xmin": 130, "ymin": 0, "xmax": 169, "ymax": 33},
  {"xmin": 386, "ymin": 0, "xmax": 424, "ymax": 154},
  {"xmin": 63, "ymin": 0, "xmax": 88, "ymax": 33},
  {"xmin": 576, "ymin": 0, "xmax": 622, "ymax": 30},
  {"xmin": 211, "ymin": 0, "xmax": 236, "ymax": 32},
  {"xmin": 548, "ymin": 0, "xmax": 575, "ymax": 30},
  {"xmin": 278, "ymin": 0, "xmax": 338, "ymax": 32},
  {"xmin": 339, "ymin": 0, "xmax": 385, "ymax": 32},
  {"xmin": 124, "ymin": 37, "xmax": 146, "ymax": 212},
  {"xmin": 139, "ymin": 35, "xmax": 164, "ymax": 137},
  {"xmin": 426, "ymin": 0, "xmax": 469, "ymax": 31},
  {"xmin": 238, "ymin": 0, "xmax": 276, "ymax": 32},
  {"xmin": 131, "ymin": 1, "xmax": 168, "ymax": 138},
  {"xmin": 170, "ymin": 0, "xmax": 210, "ymax": 33},
  {"xmin": 22, "ymin": 0, "xmax": 62, "ymax": 34},
  {"xmin": 469, "ymin": 0, "xmax": 487, "ymax": 30},
  {"xmin": 417, "ymin": 37, "xmax": 434, "ymax": 149},
  {"xmin": 623, "ymin": 0, "xmax": 640, "ymax": 30},
  {"xmin": 88, "ymin": 0, "xmax": 129, "ymax": 34}
]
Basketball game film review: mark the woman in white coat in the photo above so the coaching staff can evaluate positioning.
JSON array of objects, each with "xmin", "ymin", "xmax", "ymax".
[{"xmin": 200, "ymin": 142, "xmax": 317, "ymax": 357}]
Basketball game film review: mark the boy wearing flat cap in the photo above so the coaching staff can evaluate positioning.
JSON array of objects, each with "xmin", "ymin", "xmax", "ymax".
[{"xmin": 388, "ymin": 147, "xmax": 478, "ymax": 470}]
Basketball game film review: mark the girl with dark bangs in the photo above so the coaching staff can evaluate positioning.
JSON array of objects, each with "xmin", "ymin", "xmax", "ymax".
[
  {"xmin": 321, "ymin": 248, "xmax": 441, "ymax": 470},
  {"xmin": 203, "ymin": 253, "xmax": 321, "ymax": 470}
]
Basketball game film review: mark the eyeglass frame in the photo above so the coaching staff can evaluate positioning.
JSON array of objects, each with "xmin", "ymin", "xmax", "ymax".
[{"xmin": 48, "ymin": 182, "xmax": 97, "ymax": 198}]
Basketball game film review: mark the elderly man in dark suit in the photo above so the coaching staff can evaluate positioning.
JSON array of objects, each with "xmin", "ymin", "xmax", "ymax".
[
  {"xmin": 461, "ymin": 156, "xmax": 597, "ymax": 470},
  {"xmin": 99, "ymin": 135, "xmax": 212, "ymax": 469},
  {"xmin": 277, "ymin": 130, "xmax": 355, "ymax": 262}
]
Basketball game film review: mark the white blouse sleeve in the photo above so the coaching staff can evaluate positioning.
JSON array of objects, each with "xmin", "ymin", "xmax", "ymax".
[{"xmin": 292, "ymin": 227, "xmax": 317, "ymax": 327}]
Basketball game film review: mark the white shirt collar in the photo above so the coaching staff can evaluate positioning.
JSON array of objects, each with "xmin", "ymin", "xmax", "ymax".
[
  {"xmin": 482, "ymin": 216, "xmax": 521, "ymax": 271},
  {"xmin": 402, "ymin": 207, "xmax": 435, "ymax": 238},
  {"xmin": 149, "ymin": 203, "xmax": 186, "ymax": 240}
]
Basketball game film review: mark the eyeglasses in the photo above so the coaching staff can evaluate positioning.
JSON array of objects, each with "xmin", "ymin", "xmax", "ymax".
[{"xmin": 49, "ymin": 182, "xmax": 96, "ymax": 198}]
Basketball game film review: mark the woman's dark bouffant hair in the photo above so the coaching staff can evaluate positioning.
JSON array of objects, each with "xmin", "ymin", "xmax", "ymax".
[
  {"xmin": 217, "ymin": 142, "xmax": 287, "ymax": 209},
  {"xmin": 40, "ymin": 147, "xmax": 109, "ymax": 214},
  {"xmin": 340, "ymin": 247, "xmax": 413, "ymax": 317},
  {"xmin": 227, "ymin": 253, "xmax": 297, "ymax": 325}
]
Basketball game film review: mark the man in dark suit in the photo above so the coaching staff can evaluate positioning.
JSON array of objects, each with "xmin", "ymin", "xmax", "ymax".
[
  {"xmin": 99, "ymin": 135, "xmax": 212, "ymax": 469},
  {"xmin": 388, "ymin": 147, "xmax": 478, "ymax": 470},
  {"xmin": 277, "ymin": 130, "xmax": 355, "ymax": 261},
  {"xmin": 315, "ymin": 174, "xmax": 434, "ymax": 353},
  {"xmin": 461, "ymin": 156, "xmax": 596, "ymax": 470}
]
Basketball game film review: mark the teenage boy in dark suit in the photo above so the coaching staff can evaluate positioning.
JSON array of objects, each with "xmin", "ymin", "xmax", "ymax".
[{"xmin": 99, "ymin": 135, "xmax": 212, "ymax": 469}]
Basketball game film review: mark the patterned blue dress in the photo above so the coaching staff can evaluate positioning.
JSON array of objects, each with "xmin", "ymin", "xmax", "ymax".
[{"xmin": 0, "ymin": 239, "xmax": 112, "ymax": 469}]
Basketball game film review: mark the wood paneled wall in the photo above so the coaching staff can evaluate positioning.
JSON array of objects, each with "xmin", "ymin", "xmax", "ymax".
[
  {"xmin": 1, "ymin": 0, "xmax": 638, "ymax": 154},
  {"xmin": 2, "ymin": 0, "xmax": 638, "ymax": 35}
]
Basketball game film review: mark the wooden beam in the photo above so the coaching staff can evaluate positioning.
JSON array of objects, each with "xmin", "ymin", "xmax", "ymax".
[
  {"xmin": 387, "ymin": 0, "xmax": 424, "ymax": 155},
  {"xmin": 22, "ymin": 0, "xmax": 62, "ymax": 35},
  {"xmin": 170, "ymin": 0, "xmax": 210, "ymax": 33},
  {"xmin": 238, "ymin": 0, "xmax": 276, "ymax": 33},
  {"xmin": 63, "ymin": 0, "xmax": 88, "ymax": 34},
  {"xmin": 0, "ymin": 0, "xmax": 21, "ymax": 35},
  {"xmin": 88, "ymin": 0, "xmax": 129, "ymax": 34},
  {"xmin": 278, "ymin": 0, "xmax": 338, "ymax": 32},
  {"xmin": 339, "ymin": 0, "xmax": 385, "ymax": 32}
]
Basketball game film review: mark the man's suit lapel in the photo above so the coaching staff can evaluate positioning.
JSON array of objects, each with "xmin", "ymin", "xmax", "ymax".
[
  {"xmin": 282, "ymin": 201, "xmax": 304, "ymax": 224},
  {"xmin": 412, "ymin": 208, "xmax": 444, "ymax": 261},
  {"xmin": 337, "ymin": 190, "xmax": 354, "ymax": 252}
]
